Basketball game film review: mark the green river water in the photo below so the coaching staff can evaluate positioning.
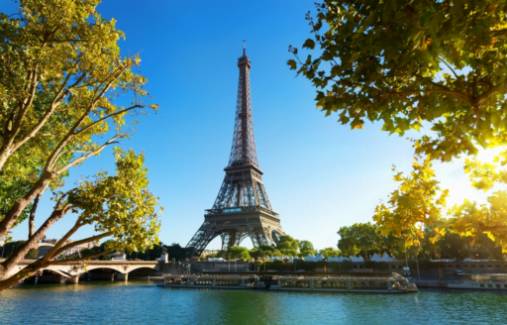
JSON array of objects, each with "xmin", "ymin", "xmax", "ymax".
[{"xmin": 0, "ymin": 283, "xmax": 506, "ymax": 324}]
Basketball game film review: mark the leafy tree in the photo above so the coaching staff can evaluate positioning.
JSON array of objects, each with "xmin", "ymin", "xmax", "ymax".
[
  {"xmin": 464, "ymin": 150, "xmax": 507, "ymax": 190},
  {"xmin": 337, "ymin": 223, "xmax": 382, "ymax": 261},
  {"xmin": 373, "ymin": 157, "xmax": 447, "ymax": 263},
  {"xmin": 276, "ymin": 235, "xmax": 299, "ymax": 256},
  {"xmin": 225, "ymin": 246, "xmax": 251, "ymax": 261},
  {"xmin": 290, "ymin": 0, "xmax": 507, "ymax": 161},
  {"xmin": 166, "ymin": 244, "xmax": 192, "ymax": 261},
  {"xmin": 298, "ymin": 240, "xmax": 316, "ymax": 257},
  {"xmin": 0, "ymin": 150, "xmax": 160, "ymax": 289},
  {"xmin": 448, "ymin": 191, "xmax": 507, "ymax": 254},
  {"xmin": 436, "ymin": 233, "xmax": 471, "ymax": 261},
  {"xmin": 250, "ymin": 245, "xmax": 281, "ymax": 261},
  {"xmin": 0, "ymin": 0, "xmax": 160, "ymax": 289},
  {"xmin": 318, "ymin": 247, "xmax": 340, "ymax": 258}
]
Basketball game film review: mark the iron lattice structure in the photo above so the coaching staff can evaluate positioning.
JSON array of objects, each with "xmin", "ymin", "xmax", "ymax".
[{"xmin": 186, "ymin": 50, "xmax": 285, "ymax": 255}]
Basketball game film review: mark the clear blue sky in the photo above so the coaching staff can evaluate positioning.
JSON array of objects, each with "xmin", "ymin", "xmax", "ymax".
[{"xmin": 3, "ymin": 0, "xmax": 489, "ymax": 249}]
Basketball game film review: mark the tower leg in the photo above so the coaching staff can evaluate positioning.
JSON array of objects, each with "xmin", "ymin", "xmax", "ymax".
[{"xmin": 186, "ymin": 221, "xmax": 218, "ymax": 256}]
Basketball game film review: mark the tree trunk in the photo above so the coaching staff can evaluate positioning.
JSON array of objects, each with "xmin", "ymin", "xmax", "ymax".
[
  {"xmin": 0, "ymin": 259, "xmax": 48, "ymax": 290},
  {"xmin": 1, "ymin": 208, "xmax": 65, "ymax": 279}
]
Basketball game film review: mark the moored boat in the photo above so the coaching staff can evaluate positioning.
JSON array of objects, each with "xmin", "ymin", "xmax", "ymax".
[
  {"xmin": 269, "ymin": 273, "xmax": 417, "ymax": 293},
  {"xmin": 447, "ymin": 273, "xmax": 507, "ymax": 290},
  {"xmin": 163, "ymin": 272, "xmax": 417, "ymax": 293}
]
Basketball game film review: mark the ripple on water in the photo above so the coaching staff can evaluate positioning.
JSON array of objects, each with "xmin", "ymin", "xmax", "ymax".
[{"xmin": 1, "ymin": 284, "xmax": 507, "ymax": 325}]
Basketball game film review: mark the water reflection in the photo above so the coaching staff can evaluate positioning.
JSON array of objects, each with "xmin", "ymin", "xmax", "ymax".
[{"xmin": 1, "ymin": 284, "xmax": 507, "ymax": 324}]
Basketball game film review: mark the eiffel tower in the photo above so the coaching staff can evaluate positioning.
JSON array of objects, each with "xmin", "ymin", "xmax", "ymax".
[{"xmin": 186, "ymin": 49, "xmax": 285, "ymax": 256}]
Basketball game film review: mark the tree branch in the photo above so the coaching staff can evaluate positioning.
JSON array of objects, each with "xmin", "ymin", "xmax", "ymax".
[
  {"xmin": 27, "ymin": 194, "xmax": 40, "ymax": 238},
  {"xmin": 1, "ymin": 202, "xmax": 72, "ymax": 273},
  {"xmin": 52, "ymin": 232, "xmax": 113, "ymax": 259},
  {"xmin": 44, "ymin": 63, "xmax": 129, "ymax": 171},
  {"xmin": 56, "ymin": 134, "xmax": 124, "ymax": 175},
  {"xmin": 11, "ymin": 72, "xmax": 87, "ymax": 154},
  {"xmin": 55, "ymin": 250, "xmax": 112, "ymax": 264},
  {"xmin": 438, "ymin": 57, "xmax": 459, "ymax": 79},
  {"xmin": 74, "ymin": 104, "xmax": 143, "ymax": 135}
]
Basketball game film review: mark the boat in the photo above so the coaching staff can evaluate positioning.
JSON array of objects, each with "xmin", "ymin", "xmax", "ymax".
[
  {"xmin": 446, "ymin": 273, "xmax": 507, "ymax": 290},
  {"xmin": 163, "ymin": 274, "xmax": 265, "ymax": 289},
  {"xmin": 163, "ymin": 272, "xmax": 417, "ymax": 293},
  {"xmin": 269, "ymin": 273, "xmax": 417, "ymax": 294}
]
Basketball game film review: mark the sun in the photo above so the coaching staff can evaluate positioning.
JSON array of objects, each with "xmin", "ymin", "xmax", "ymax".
[{"xmin": 475, "ymin": 146, "xmax": 506, "ymax": 164}]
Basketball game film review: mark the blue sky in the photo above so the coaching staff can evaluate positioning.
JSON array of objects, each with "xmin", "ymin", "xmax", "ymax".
[{"xmin": 3, "ymin": 0, "xmax": 493, "ymax": 249}]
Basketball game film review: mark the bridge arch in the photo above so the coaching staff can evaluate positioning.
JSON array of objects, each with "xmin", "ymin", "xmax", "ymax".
[
  {"xmin": 41, "ymin": 268, "xmax": 73, "ymax": 279},
  {"xmin": 81, "ymin": 265, "xmax": 126, "ymax": 274}
]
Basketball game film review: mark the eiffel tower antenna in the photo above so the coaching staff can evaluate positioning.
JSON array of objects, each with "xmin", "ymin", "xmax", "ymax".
[{"xmin": 186, "ymin": 50, "xmax": 286, "ymax": 256}]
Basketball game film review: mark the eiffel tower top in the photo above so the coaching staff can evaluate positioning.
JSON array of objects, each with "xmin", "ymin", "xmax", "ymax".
[{"xmin": 227, "ymin": 48, "xmax": 260, "ymax": 170}]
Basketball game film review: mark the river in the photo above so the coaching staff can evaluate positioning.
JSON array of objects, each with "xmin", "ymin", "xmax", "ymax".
[{"xmin": 1, "ymin": 283, "xmax": 506, "ymax": 324}]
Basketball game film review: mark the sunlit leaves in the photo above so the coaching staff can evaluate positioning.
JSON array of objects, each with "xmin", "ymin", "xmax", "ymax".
[
  {"xmin": 448, "ymin": 191, "xmax": 507, "ymax": 253},
  {"xmin": 373, "ymin": 156, "xmax": 447, "ymax": 252},
  {"xmin": 291, "ymin": 0, "xmax": 507, "ymax": 160},
  {"xmin": 68, "ymin": 149, "xmax": 160, "ymax": 252}
]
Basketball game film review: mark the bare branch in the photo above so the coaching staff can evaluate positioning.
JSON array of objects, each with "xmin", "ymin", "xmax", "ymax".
[
  {"xmin": 11, "ymin": 66, "xmax": 39, "ymax": 136},
  {"xmin": 74, "ymin": 104, "xmax": 143, "ymax": 135},
  {"xmin": 11, "ymin": 72, "xmax": 87, "ymax": 154},
  {"xmin": 438, "ymin": 57, "xmax": 459, "ymax": 80},
  {"xmin": 55, "ymin": 250, "xmax": 111, "ymax": 264},
  {"xmin": 44, "ymin": 64, "xmax": 129, "ymax": 171},
  {"xmin": 56, "ymin": 134, "xmax": 124, "ymax": 174},
  {"xmin": 27, "ymin": 194, "xmax": 40, "ymax": 238},
  {"xmin": 52, "ymin": 232, "xmax": 113, "ymax": 259}
]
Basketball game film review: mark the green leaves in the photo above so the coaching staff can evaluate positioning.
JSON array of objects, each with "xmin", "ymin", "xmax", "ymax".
[
  {"xmin": 338, "ymin": 223, "xmax": 382, "ymax": 261},
  {"xmin": 276, "ymin": 235, "xmax": 300, "ymax": 256},
  {"xmin": 69, "ymin": 149, "xmax": 160, "ymax": 253},
  {"xmin": 291, "ymin": 0, "xmax": 507, "ymax": 161}
]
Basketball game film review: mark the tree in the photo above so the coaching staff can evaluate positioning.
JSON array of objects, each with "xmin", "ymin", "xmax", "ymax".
[
  {"xmin": 318, "ymin": 247, "xmax": 340, "ymax": 258},
  {"xmin": 448, "ymin": 191, "xmax": 507, "ymax": 255},
  {"xmin": 373, "ymin": 157, "xmax": 447, "ymax": 263},
  {"xmin": 464, "ymin": 151, "xmax": 507, "ymax": 190},
  {"xmin": 0, "ymin": 150, "xmax": 160, "ymax": 289},
  {"xmin": 276, "ymin": 235, "xmax": 299, "ymax": 256},
  {"xmin": 225, "ymin": 246, "xmax": 251, "ymax": 261},
  {"xmin": 0, "ymin": 0, "xmax": 160, "ymax": 289},
  {"xmin": 166, "ymin": 244, "xmax": 193, "ymax": 262},
  {"xmin": 298, "ymin": 240, "xmax": 316, "ymax": 257},
  {"xmin": 290, "ymin": 0, "xmax": 507, "ymax": 161},
  {"xmin": 250, "ymin": 245, "xmax": 281, "ymax": 261},
  {"xmin": 337, "ymin": 223, "xmax": 382, "ymax": 261}
]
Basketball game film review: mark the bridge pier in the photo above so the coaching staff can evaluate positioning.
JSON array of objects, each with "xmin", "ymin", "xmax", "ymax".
[
  {"xmin": 117, "ymin": 273, "xmax": 129, "ymax": 283},
  {"xmin": 72, "ymin": 275, "xmax": 79, "ymax": 284}
]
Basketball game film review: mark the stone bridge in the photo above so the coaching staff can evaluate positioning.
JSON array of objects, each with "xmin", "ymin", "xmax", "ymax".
[{"xmin": 5, "ymin": 259, "xmax": 159, "ymax": 284}]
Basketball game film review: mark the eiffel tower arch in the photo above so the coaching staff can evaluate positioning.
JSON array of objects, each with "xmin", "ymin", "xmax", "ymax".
[{"xmin": 186, "ymin": 49, "xmax": 285, "ymax": 256}]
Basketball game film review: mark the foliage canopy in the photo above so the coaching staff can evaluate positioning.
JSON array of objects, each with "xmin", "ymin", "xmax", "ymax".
[{"xmin": 290, "ymin": 0, "xmax": 507, "ymax": 160}]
